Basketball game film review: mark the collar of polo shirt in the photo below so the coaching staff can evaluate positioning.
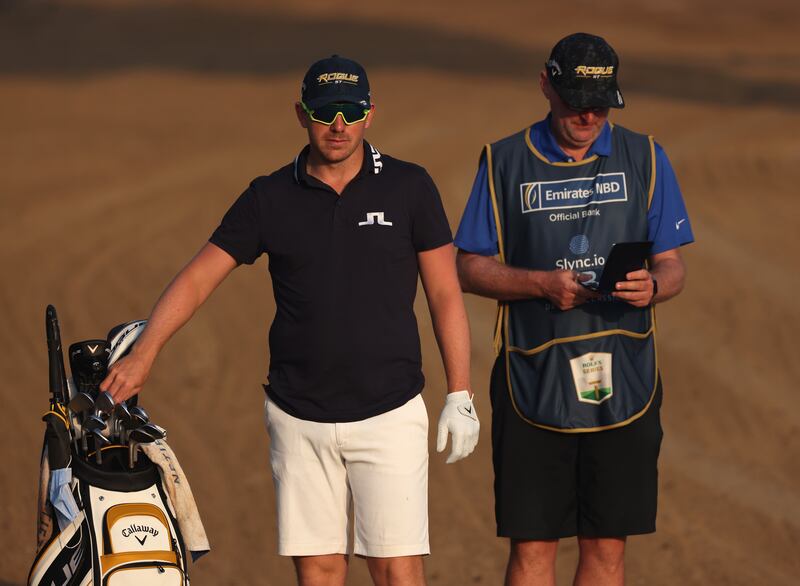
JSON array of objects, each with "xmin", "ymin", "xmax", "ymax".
[{"xmin": 293, "ymin": 140, "xmax": 383, "ymax": 185}]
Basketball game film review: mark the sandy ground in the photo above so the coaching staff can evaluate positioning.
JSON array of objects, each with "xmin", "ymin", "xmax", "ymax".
[{"xmin": 1, "ymin": 0, "xmax": 799, "ymax": 584}]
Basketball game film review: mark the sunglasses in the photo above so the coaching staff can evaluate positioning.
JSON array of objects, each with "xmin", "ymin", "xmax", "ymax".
[{"xmin": 301, "ymin": 101, "xmax": 370, "ymax": 125}]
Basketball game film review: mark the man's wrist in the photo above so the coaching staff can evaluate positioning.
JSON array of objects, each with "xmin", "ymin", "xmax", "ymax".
[
  {"xmin": 129, "ymin": 343, "xmax": 158, "ymax": 366},
  {"xmin": 446, "ymin": 389, "xmax": 472, "ymax": 400},
  {"xmin": 650, "ymin": 278, "xmax": 658, "ymax": 304},
  {"xmin": 527, "ymin": 270, "xmax": 547, "ymax": 298}
]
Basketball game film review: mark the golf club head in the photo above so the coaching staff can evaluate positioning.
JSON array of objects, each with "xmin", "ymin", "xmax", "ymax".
[
  {"xmin": 83, "ymin": 414, "xmax": 107, "ymax": 433},
  {"xmin": 114, "ymin": 401, "xmax": 132, "ymax": 423},
  {"xmin": 68, "ymin": 391, "xmax": 95, "ymax": 415},
  {"xmin": 129, "ymin": 427, "xmax": 156, "ymax": 444},
  {"xmin": 94, "ymin": 391, "xmax": 115, "ymax": 418},
  {"xmin": 107, "ymin": 320, "xmax": 147, "ymax": 366},
  {"xmin": 68, "ymin": 340, "xmax": 110, "ymax": 396},
  {"xmin": 129, "ymin": 405, "xmax": 149, "ymax": 427},
  {"xmin": 138, "ymin": 422, "xmax": 166, "ymax": 440},
  {"xmin": 89, "ymin": 429, "xmax": 111, "ymax": 446}
]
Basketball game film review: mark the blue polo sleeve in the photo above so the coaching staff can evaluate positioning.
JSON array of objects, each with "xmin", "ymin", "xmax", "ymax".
[
  {"xmin": 648, "ymin": 144, "xmax": 695, "ymax": 254},
  {"xmin": 209, "ymin": 181, "xmax": 264, "ymax": 265},
  {"xmin": 454, "ymin": 153, "xmax": 500, "ymax": 256}
]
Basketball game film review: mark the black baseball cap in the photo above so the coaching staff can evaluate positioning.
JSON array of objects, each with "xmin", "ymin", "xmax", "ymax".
[
  {"xmin": 301, "ymin": 55, "xmax": 371, "ymax": 110},
  {"xmin": 545, "ymin": 33, "xmax": 625, "ymax": 110}
]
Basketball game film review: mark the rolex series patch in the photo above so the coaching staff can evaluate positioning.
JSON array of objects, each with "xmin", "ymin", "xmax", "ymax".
[{"xmin": 570, "ymin": 352, "xmax": 613, "ymax": 404}]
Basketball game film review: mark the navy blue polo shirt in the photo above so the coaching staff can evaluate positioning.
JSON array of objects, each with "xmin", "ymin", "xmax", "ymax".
[
  {"xmin": 210, "ymin": 141, "xmax": 452, "ymax": 422},
  {"xmin": 455, "ymin": 116, "xmax": 694, "ymax": 255}
]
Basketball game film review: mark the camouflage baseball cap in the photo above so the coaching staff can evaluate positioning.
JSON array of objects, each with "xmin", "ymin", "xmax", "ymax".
[{"xmin": 545, "ymin": 33, "xmax": 625, "ymax": 110}]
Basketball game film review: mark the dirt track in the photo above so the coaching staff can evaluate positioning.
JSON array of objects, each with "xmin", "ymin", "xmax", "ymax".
[{"xmin": 2, "ymin": 1, "xmax": 799, "ymax": 584}]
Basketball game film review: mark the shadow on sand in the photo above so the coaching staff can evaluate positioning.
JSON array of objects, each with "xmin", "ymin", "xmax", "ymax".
[{"xmin": 1, "ymin": 1, "xmax": 798, "ymax": 109}]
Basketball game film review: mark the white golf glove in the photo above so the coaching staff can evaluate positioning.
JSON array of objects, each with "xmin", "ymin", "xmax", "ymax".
[{"xmin": 436, "ymin": 390, "xmax": 480, "ymax": 464}]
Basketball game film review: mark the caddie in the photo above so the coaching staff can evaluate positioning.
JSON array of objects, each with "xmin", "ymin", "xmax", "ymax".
[
  {"xmin": 455, "ymin": 33, "xmax": 694, "ymax": 585},
  {"xmin": 101, "ymin": 55, "xmax": 480, "ymax": 586}
]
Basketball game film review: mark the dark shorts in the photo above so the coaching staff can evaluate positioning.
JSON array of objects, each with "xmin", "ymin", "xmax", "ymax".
[{"xmin": 490, "ymin": 355, "xmax": 663, "ymax": 540}]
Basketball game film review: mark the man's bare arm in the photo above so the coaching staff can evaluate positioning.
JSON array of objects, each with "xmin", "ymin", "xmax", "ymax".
[
  {"xmin": 456, "ymin": 249, "xmax": 597, "ymax": 310},
  {"xmin": 418, "ymin": 244, "xmax": 471, "ymax": 393},
  {"xmin": 101, "ymin": 242, "xmax": 238, "ymax": 402},
  {"xmin": 421, "ymin": 243, "xmax": 480, "ymax": 463}
]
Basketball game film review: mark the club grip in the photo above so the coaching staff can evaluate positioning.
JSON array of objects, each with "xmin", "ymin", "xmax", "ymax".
[{"xmin": 45, "ymin": 305, "xmax": 69, "ymax": 405}]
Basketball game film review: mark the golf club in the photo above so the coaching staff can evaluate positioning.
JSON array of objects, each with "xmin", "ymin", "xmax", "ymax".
[
  {"xmin": 128, "ymin": 427, "xmax": 157, "ymax": 469},
  {"xmin": 130, "ymin": 405, "xmax": 150, "ymax": 428},
  {"xmin": 114, "ymin": 401, "xmax": 132, "ymax": 443},
  {"xmin": 89, "ymin": 429, "xmax": 111, "ymax": 465},
  {"xmin": 138, "ymin": 422, "xmax": 166, "ymax": 441}
]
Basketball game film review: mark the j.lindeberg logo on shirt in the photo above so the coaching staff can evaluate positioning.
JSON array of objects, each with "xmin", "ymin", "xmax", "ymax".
[
  {"xmin": 370, "ymin": 144, "xmax": 383, "ymax": 174},
  {"xmin": 358, "ymin": 212, "xmax": 393, "ymax": 226}
]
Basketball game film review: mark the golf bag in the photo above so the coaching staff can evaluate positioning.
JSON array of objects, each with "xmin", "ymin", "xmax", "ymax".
[{"xmin": 28, "ymin": 306, "xmax": 195, "ymax": 586}]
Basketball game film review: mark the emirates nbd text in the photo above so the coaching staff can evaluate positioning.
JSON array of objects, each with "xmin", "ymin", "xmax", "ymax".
[{"xmin": 521, "ymin": 172, "xmax": 627, "ymax": 213}]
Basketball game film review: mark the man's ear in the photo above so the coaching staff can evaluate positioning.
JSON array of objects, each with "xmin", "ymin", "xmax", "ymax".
[
  {"xmin": 539, "ymin": 70, "xmax": 552, "ymax": 100},
  {"xmin": 363, "ymin": 104, "xmax": 376, "ymax": 130},
  {"xmin": 295, "ymin": 102, "xmax": 309, "ymax": 129}
]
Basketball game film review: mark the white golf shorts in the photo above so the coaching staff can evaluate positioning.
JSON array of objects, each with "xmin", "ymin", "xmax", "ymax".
[{"xmin": 265, "ymin": 393, "xmax": 430, "ymax": 558}]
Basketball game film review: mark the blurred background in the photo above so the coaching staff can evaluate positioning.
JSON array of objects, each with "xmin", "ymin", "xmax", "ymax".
[{"xmin": 1, "ymin": 0, "xmax": 799, "ymax": 584}]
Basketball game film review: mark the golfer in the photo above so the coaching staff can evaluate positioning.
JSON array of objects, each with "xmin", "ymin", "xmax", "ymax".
[
  {"xmin": 102, "ymin": 55, "xmax": 480, "ymax": 586},
  {"xmin": 455, "ymin": 34, "xmax": 693, "ymax": 585}
]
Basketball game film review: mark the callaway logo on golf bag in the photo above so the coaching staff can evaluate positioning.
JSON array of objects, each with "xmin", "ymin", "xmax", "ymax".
[
  {"xmin": 97, "ymin": 501, "xmax": 184, "ymax": 583},
  {"xmin": 120, "ymin": 522, "xmax": 159, "ymax": 542}
]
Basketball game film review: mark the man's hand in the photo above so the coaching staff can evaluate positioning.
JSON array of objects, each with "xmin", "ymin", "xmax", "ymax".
[
  {"xmin": 615, "ymin": 248, "xmax": 686, "ymax": 307},
  {"xmin": 540, "ymin": 270, "xmax": 599, "ymax": 310},
  {"xmin": 100, "ymin": 351, "xmax": 153, "ymax": 404},
  {"xmin": 457, "ymin": 252, "xmax": 597, "ymax": 308},
  {"xmin": 612, "ymin": 269, "xmax": 654, "ymax": 307},
  {"xmin": 436, "ymin": 390, "xmax": 480, "ymax": 464}
]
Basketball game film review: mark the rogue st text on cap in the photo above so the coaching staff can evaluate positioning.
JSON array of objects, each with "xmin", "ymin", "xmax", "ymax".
[
  {"xmin": 545, "ymin": 33, "xmax": 625, "ymax": 111},
  {"xmin": 301, "ymin": 55, "xmax": 371, "ymax": 110}
]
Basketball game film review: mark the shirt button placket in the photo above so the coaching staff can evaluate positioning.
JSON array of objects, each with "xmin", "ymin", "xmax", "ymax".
[{"xmin": 331, "ymin": 197, "xmax": 345, "ymax": 274}]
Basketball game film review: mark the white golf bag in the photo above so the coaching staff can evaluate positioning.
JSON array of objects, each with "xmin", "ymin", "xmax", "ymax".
[{"xmin": 28, "ymin": 308, "xmax": 201, "ymax": 585}]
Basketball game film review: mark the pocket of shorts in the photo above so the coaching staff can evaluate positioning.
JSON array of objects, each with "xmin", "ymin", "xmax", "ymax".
[
  {"xmin": 415, "ymin": 394, "xmax": 429, "ymax": 434},
  {"xmin": 264, "ymin": 399, "xmax": 287, "ymax": 481},
  {"xmin": 404, "ymin": 394, "xmax": 429, "ymax": 438},
  {"xmin": 265, "ymin": 398, "xmax": 283, "ymax": 439},
  {"xmin": 263, "ymin": 399, "xmax": 303, "ymax": 459}
]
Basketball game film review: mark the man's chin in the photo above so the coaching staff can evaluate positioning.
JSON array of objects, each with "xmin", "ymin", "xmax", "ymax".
[
  {"xmin": 320, "ymin": 153, "xmax": 351, "ymax": 164},
  {"xmin": 319, "ymin": 145, "xmax": 357, "ymax": 164},
  {"xmin": 568, "ymin": 129, "xmax": 601, "ymax": 147}
]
